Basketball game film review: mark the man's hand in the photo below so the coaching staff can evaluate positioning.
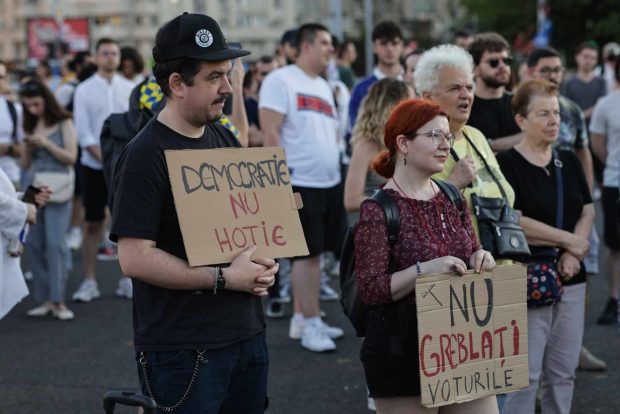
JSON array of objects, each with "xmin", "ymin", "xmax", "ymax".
[
  {"xmin": 223, "ymin": 246, "xmax": 279, "ymax": 296},
  {"xmin": 448, "ymin": 155, "xmax": 477, "ymax": 189}
]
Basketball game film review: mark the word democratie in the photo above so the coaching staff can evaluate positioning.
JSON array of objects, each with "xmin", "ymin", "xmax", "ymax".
[{"xmin": 181, "ymin": 155, "xmax": 290, "ymax": 193}]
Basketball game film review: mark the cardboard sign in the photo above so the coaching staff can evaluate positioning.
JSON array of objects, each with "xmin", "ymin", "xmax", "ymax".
[
  {"xmin": 165, "ymin": 147, "xmax": 309, "ymax": 266},
  {"xmin": 415, "ymin": 264, "xmax": 529, "ymax": 407}
]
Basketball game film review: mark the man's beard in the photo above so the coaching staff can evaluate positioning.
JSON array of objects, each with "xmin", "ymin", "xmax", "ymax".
[
  {"xmin": 481, "ymin": 73, "xmax": 508, "ymax": 89},
  {"xmin": 189, "ymin": 95, "xmax": 230, "ymax": 126}
]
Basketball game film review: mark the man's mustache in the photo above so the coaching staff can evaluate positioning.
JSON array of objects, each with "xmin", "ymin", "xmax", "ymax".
[{"xmin": 213, "ymin": 94, "xmax": 231, "ymax": 104}]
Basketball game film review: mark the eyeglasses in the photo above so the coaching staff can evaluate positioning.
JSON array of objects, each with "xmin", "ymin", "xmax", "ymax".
[
  {"xmin": 408, "ymin": 129, "xmax": 456, "ymax": 147},
  {"xmin": 538, "ymin": 66, "xmax": 564, "ymax": 75},
  {"xmin": 485, "ymin": 57, "xmax": 513, "ymax": 68}
]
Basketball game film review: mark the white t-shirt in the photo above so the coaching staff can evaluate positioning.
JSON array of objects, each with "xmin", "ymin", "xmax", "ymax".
[
  {"xmin": 259, "ymin": 65, "xmax": 340, "ymax": 188},
  {"xmin": 589, "ymin": 90, "xmax": 620, "ymax": 188},
  {"xmin": 0, "ymin": 97, "xmax": 24, "ymax": 184},
  {"xmin": 74, "ymin": 73, "xmax": 134, "ymax": 170}
]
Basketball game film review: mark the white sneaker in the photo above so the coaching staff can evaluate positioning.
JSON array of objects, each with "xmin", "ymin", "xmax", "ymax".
[
  {"xmin": 66, "ymin": 227, "xmax": 83, "ymax": 251},
  {"xmin": 301, "ymin": 323, "xmax": 336, "ymax": 352},
  {"xmin": 116, "ymin": 277, "xmax": 133, "ymax": 299},
  {"xmin": 319, "ymin": 283, "xmax": 339, "ymax": 301},
  {"xmin": 72, "ymin": 280, "xmax": 100, "ymax": 302},
  {"xmin": 289, "ymin": 317, "xmax": 344, "ymax": 340},
  {"xmin": 53, "ymin": 308, "xmax": 75, "ymax": 321}
]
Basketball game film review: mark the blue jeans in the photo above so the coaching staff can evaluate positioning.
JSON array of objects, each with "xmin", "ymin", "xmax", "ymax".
[{"xmin": 136, "ymin": 332, "xmax": 268, "ymax": 414}]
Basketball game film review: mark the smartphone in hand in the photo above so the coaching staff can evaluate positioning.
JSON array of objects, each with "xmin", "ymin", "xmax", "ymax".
[{"xmin": 22, "ymin": 185, "xmax": 42, "ymax": 207}]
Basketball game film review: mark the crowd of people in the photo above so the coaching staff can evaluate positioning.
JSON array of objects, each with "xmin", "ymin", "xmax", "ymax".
[{"xmin": 0, "ymin": 10, "xmax": 619, "ymax": 414}]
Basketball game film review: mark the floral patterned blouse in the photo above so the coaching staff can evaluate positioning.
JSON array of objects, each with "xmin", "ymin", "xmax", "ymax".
[{"xmin": 354, "ymin": 188, "xmax": 479, "ymax": 305}]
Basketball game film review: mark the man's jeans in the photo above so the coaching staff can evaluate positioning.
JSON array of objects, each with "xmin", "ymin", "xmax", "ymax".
[{"xmin": 137, "ymin": 332, "xmax": 268, "ymax": 414}]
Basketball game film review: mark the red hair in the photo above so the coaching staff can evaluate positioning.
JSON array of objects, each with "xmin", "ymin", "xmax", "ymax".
[{"xmin": 372, "ymin": 98, "xmax": 446, "ymax": 178}]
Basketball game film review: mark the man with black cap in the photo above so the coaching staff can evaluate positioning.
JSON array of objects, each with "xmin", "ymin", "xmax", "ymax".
[{"xmin": 109, "ymin": 13, "xmax": 278, "ymax": 413}]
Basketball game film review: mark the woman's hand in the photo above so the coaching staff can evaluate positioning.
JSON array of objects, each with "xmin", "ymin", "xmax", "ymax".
[
  {"xmin": 423, "ymin": 256, "xmax": 468, "ymax": 275},
  {"xmin": 563, "ymin": 233, "xmax": 589, "ymax": 260},
  {"xmin": 557, "ymin": 252, "xmax": 580, "ymax": 281},
  {"xmin": 34, "ymin": 185, "xmax": 52, "ymax": 208},
  {"xmin": 469, "ymin": 249, "xmax": 496, "ymax": 273},
  {"xmin": 24, "ymin": 134, "xmax": 48, "ymax": 149}
]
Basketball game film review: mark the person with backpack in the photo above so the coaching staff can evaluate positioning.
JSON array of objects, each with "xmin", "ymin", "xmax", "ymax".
[
  {"xmin": 354, "ymin": 98, "xmax": 497, "ymax": 414},
  {"xmin": 0, "ymin": 61, "xmax": 24, "ymax": 188}
]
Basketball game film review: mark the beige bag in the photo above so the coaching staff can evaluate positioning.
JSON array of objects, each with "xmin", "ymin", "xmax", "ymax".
[{"xmin": 33, "ymin": 168, "xmax": 75, "ymax": 204}]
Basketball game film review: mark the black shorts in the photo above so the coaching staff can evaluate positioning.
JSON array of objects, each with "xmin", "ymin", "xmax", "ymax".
[
  {"xmin": 73, "ymin": 148, "xmax": 83, "ymax": 197},
  {"xmin": 293, "ymin": 184, "xmax": 347, "ymax": 258},
  {"xmin": 82, "ymin": 166, "xmax": 108, "ymax": 223},
  {"xmin": 361, "ymin": 304, "xmax": 421, "ymax": 398},
  {"xmin": 602, "ymin": 187, "xmax": 620, "ymax": 250}
]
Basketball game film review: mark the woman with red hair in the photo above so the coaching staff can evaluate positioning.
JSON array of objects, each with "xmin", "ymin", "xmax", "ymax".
[{"xmin": 354, "ymin": 98, "xmax": 497, "ymax": 413}]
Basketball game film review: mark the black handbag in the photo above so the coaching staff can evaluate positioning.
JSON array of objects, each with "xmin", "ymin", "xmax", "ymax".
[{"xmin": 450, "ymin": 132, "xmax": 530, "ymax": 261}]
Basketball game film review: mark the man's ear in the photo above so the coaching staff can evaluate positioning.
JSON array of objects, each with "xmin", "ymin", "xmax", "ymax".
[{"xmin": 167, "ymin": 73, "xmax": 186, "ymax": 99}]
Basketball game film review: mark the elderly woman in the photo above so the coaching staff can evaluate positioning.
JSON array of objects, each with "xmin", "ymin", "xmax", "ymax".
[
  {"xmin": 344, "ymin": 78, "xmax": 412, "ymax": 219},
  {"xmin": 498, "ymin": 79, "xmax": 593, "ymax": 414},
  {"xmin": 355, "ymin": 98, "xmax": 497, "ymax": 414},
  {"xmin": 414, "ymin": 45, "xmax": 516, "ymax": 262}
]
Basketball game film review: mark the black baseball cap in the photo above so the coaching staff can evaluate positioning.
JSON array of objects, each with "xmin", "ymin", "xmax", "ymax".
[{"xmin": 153, "ymin": 12, "xmax": 251, "ymax": 63}]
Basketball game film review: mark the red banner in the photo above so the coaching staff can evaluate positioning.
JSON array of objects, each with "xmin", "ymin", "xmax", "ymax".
[{"xmin": 27, "ymin": 18, "xmax": 90, "ymax": 60}]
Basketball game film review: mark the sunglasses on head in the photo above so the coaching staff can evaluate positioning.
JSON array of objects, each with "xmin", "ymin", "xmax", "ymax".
[{"xmin": 485, "ymin": 57, "xmax": 513, "ymax": 68}]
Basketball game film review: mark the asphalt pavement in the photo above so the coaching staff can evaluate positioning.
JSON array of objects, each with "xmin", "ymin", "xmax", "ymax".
[{"xmin": 0, "ymin": 204, "xmax": 618, "ymax": 414}]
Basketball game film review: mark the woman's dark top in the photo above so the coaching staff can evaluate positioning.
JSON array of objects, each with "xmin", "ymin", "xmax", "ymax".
[
  {"xmin": 354, "ymin": 188, "xmax": 479, "ymax": 305},
  {"xmin": 497, "ymin": 148, "xmax": 592, "ymax": 285}
]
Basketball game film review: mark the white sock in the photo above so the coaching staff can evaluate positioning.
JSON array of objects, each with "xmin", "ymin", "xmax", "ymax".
[
  {"xmin": 293, "ymin": 313, "xmax": 304, "ymax": 323},
  {"xmin": 305, "ymin": 316, "xmax": 322, "ymax": 328}
]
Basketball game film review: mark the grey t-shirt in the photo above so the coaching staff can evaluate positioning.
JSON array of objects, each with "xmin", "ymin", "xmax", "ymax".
[
  {"xmin": 561, "ymin": 76, "xmax": 607, "ymax": 114},
  {"xmin": 589, "ymin": 90, "xmax": 620, "ymax": 188}
]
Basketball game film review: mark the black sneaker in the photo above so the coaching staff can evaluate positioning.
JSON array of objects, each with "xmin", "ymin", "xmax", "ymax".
[
  {"xmin": 265, "ymin": 299, "xmax": 284, "ymax": 318},
  {"xmin": 596, "ymin": 298, "xmax": 618, "ymax": 325}
]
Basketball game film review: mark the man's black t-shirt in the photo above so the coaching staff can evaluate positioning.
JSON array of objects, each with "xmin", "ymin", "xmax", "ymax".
[
  {"xmin": 497, "ymin": 148, "xmax": 592, "ymax": 285},
  {"xmin": 110, "ymin": 118, "xmax": 264, "ymax": 352},
  {"xmin": 468, "ymin": 93, "xmax": 521, "ymax": 140}
]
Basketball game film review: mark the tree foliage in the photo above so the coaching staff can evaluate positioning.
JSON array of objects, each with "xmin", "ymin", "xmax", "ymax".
[{"xmin": 461, "ymin": 0, "xmax": 620, "ymax": 64}]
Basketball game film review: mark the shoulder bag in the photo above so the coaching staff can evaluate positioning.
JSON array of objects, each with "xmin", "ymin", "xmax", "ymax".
[{"xmin": 452, "ymin": 133, "xmax": 530, "ymax": 261}]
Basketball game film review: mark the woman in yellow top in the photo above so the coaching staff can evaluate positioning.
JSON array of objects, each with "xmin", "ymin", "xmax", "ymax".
[{"xmin": 413, "ymin": 44, "xmax": 516, "ymax": 262}]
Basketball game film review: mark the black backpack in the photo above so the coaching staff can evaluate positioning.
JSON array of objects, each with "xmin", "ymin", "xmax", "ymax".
[{"xmin": 339, "ymin": 179, "xmax": 464, "ymax": 337}]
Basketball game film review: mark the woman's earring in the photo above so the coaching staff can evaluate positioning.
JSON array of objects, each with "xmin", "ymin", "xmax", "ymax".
[{"xmin": 404, "ymin": 154, "xmax": 407, "ymax": 166}]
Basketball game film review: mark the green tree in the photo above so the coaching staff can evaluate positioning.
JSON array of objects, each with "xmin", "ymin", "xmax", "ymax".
[
  {"xmin": 551, "ymin": 0, "xmax": 620, "ymax": 59},
  {"xmin": 461, "ymin": 0, "xmax": 620, "ymax": 66},
  {"xmin": 460, "ymin": 0, "xmax": 537, "ymax": 47}
]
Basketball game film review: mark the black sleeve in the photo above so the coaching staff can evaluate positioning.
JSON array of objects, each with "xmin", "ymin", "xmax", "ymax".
[{"xmin": 110, "ymin": 155, "xmax": 168, "ymax": 243}]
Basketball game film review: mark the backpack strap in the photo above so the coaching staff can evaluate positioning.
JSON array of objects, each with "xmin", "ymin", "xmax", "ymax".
[
  {"xmin": 368, "ymin": 189, "xmax": 400, "ymax": 246},
  {"xmin": 433, "ymin": 178, "xmax": 465, "ymax": 222},
  {"xmin": 6, "ymin": 100, "xmax": 17, "ymax": 143}
]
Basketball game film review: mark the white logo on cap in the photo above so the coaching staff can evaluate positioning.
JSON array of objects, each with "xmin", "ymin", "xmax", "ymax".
[{"xmin": 195, "ymin": 29, "xmax": 214, "ymax": 48}]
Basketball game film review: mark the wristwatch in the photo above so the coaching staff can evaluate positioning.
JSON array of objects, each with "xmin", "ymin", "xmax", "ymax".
[{"xmin": 213, "ymin": 266, "xmax": 226, "ymax": 294}]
